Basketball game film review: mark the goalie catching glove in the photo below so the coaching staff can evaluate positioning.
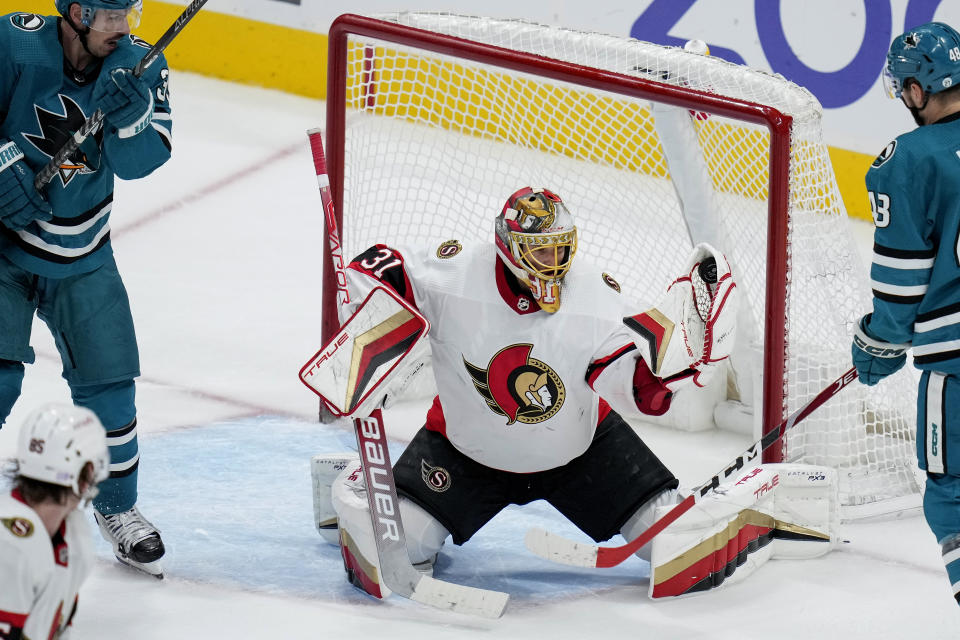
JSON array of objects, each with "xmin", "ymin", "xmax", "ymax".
[{"xmin": 626, "ymin": 242, "xmax": 738, "ymax": 393}]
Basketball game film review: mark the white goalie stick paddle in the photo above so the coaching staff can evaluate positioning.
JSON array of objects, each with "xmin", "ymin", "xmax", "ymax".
[
  {"xmin": 525, "ymin": 366, "xmax": 858, "ymax": 569},
  {"xmin": 34, "ymin": 0, "xmax": 209, "ymax": 189}
]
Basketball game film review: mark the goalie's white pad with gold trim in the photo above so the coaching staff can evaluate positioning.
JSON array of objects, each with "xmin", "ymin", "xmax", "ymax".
[
  {"xmin": 649, "ymin": 463, "xmax": 839, "ymax": 599},
  {"xmin": 311, "ymin": 453, "xmax": 359, "ymax": 544},
  {"xmin": 331, "ymin": 460, "xmax": 449, "ymax": 600},
  {"xmin": 299, "ymin": 287, "xmax": 429, "ymax": 417}
]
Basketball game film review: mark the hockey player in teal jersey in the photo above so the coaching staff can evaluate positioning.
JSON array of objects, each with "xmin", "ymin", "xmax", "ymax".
[
  {"xmin": 852, "ymin": 21, "xmax": 960, "ymax": 607},
  {"xmin": 0, "ymin": 0, "xmax": 172, "ymax": 576}
]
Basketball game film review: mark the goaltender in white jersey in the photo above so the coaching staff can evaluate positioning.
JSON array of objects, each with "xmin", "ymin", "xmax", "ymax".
[
  {"xmin": 0, "ymin": 405, "xmax": 108, "ymax": 639},
  {"xmin": 314, "ymin": 187, "xmax": 840, "ymax": 601}
]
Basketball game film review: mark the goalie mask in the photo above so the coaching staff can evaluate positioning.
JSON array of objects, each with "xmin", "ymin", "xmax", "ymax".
[{"xmin": 494, "ymin": 187, "xmax": 578, "ymax": 313}]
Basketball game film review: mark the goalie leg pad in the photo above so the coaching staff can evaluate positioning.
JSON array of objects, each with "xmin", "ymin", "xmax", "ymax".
[
  {"xmin": 620, "ymin": 487, "xmax": 680, "ymax": 562},
  {"xmin": 311, "ymin": 453, "xmax": 359, "ymax": 544},
  {"xmin": 332, "ymin": 461, "xmax": 449, "ymax": 599},
  {"xmin": 649, "ymin": 463, "xmax": 839, "ymax": 599}
]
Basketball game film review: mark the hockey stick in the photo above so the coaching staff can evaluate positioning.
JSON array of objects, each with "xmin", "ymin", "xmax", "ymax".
[
  {"xmin": 354, "ymin": 410, "xmax": 508, "ymax": 618},
  {"xmin": 34, "ymin": 0, "xmax": 208, "ymax": 190},
  {"xmin": 525, "ymin": 365, "xmax": 858, "ymax": 569},
  {"xmin": 308, "ymin": 127, "xmax": 350, "ymax": 425},
  {"xmin": 304, "ymin": 131, "xmax": 509, "ymax": 617}
]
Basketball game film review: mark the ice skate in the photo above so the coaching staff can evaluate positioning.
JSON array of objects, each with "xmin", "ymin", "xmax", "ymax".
[{"xmin": 95, "ymin": 506, "xmax": 165, "ymax": 578}]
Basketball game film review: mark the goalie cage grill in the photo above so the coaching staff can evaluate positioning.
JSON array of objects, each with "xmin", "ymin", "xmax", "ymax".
[{"xmin": 320, "ymin": 12, "xmax": 924, "ymax": 521}]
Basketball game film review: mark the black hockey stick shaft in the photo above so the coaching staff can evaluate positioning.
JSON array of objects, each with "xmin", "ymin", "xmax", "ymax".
[{"xmin": 34, "ymin": 0, "xmax": 208, "ymax": 190}]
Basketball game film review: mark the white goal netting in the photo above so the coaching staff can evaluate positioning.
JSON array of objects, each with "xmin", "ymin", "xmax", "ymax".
[{"xmin": 324, "ymin": 12, "xmax": 923, "ymax": 519}]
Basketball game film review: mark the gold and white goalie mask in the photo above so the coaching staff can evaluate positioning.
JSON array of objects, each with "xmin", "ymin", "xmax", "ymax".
[{"xmin": 494, "ymin": 187, "xmax": 578, "ymax": 313}]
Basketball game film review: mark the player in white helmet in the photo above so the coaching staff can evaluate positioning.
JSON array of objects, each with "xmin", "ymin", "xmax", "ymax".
[{"xmin": 0, "ymin": 404, "xmax": 109, "ymax": 639}]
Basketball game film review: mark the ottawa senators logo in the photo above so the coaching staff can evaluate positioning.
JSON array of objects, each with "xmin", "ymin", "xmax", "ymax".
[
  {"xmin": 436, "ymin": 239, "xmax": 462, "ymax": 259},
  {"xmin": 602, "ymin": 272, "xmax": 621, "ymax": 293},
  {"xmin": 2, "ymin": 516, "xmax": 34, "ymax": 538},
  {"xmin": 463, "ymin": 344, "xmax": 565, "ymax": 425},
  {"xmin": 421, "ymin": 459, "xmax": 452, "ymax": 492}
]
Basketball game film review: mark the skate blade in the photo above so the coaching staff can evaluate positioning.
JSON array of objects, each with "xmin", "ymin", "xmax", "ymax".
[{"xmin": 115, "ymin": 554, "xmax": 164, "ymax": 579}]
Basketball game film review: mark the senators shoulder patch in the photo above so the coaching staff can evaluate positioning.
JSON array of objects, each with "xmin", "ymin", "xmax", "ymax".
[
  {"xmin": 436, "ymin": 239, "xmax": 462, "ymax": 259},
  {"xmin": 2, "ymin": 516, "xmax": 35, "ymax": 538},
  {"xmin": 602, "ymin": 272, "xmax": 621, "ymax": 293}
]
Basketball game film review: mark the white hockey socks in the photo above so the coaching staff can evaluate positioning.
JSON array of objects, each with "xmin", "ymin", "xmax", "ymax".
[{"xmin": 649, "ymin": 463, "xmax": 840, "ymax": 599}]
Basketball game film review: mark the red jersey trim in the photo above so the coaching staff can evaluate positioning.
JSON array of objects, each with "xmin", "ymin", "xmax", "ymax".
[
  {"xmin": 425, "ymin": 395, "xmax": 446, "ymax": 437},
  {"xmin": 0, "ymin": 608, "xmax": 28, "ymax": 633},
  {"xmin": 585, "ymin": 343, "xmax": 636, "ymax": 389},
  {"xmin": 494, "ymin": 258, "xmax": 539, "ymax": 315}
]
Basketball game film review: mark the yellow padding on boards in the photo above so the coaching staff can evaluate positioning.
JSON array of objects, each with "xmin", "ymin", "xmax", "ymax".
[
  {"xmin": 17, "ymin": 0, "xmax": 329, "ymax": 99},
  {"xmin": 15, "ymin": 1, "xmax": 874, "ymax": 221},
  {"xmin": 829, "ymin": 146, "xmax": 874, "ymax": 222}
]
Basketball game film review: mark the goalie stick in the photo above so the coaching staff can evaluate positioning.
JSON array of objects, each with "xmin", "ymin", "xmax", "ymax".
[
  {"xmin": 303, "ymin": 131, "xmax": 509, "ymax": 618},
  {"xmin": 525, "ymin": 365, "xmax": 858, "ymax": 569},
  {"xmin": 34, "ymin": 0, "xmax": 209, "ymax": 190},
  {"xmin": 354, "ymin": 409, "xmax": 509, "ymax": 618}
]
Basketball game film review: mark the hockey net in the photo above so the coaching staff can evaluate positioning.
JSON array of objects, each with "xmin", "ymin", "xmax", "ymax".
[{"xmin": 321, "ymin": 12, "xmax": 923, "ymax": 520}]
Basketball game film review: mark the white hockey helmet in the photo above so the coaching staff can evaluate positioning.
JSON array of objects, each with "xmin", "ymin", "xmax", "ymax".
[
  {"xmin": 494, "ymin": 187, "xmax": 578, "ymax": 313},
  {"xmin": 16, "ymin": 404, "xmax": 110, "ymax": 501}
]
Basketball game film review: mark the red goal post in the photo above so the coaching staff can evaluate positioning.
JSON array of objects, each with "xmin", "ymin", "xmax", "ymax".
[{"xmin": 319, "ymin": 12, "xmax": 922, "ymax": 519}]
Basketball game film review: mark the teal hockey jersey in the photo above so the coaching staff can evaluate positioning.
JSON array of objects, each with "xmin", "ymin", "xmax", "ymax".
[
  {"xmin": 865, "ymin": 110, "xmax": 960, "ymax": 373},
  {"xmin": 0, "ymin": 12, "xmax": 172, "ymax": 277}
]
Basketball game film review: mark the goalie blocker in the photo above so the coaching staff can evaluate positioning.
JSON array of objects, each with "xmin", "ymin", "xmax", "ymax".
[{"xmin": 299, "ymin": 286, "xmax": 430, "ymax": 417}]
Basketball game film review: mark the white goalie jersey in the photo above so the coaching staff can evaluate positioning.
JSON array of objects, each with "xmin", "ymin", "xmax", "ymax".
[{"xmin": 342, "ymin": 240, "xmax": 669, "ymax": 473}]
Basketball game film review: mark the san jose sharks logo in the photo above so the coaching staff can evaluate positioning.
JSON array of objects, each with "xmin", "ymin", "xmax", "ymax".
[
  {"xmin": 464, "ymin": 344, "xmax": 566, "ymax": 425},
  {"xmin": 24, "ymin": 94, "xmax": 102, "ymax": 187},
  {"xmin": 10, "ymin": 13, "xmax": 45, "ymax": 31}
]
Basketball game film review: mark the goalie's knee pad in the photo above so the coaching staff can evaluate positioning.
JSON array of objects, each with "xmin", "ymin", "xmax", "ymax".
[
  {"xmin": 621, "ymin": 487, "xmax": 681, "ymax": 562},
  {"xmin": 649, "ymin": 463, "xmax": 839, "ymax": 599},
  {"xmin": 331, "ymin": 461, "xmax": 449, "ymax": 599}
]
